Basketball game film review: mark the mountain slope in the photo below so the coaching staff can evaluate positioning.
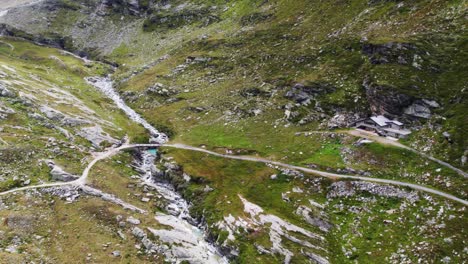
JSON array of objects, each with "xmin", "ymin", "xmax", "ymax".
[{"xmin": 0, "ymin": 1, "xmax": 466, "ymax": 263}]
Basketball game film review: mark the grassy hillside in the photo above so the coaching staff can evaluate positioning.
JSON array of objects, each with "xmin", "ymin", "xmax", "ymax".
[{"xmin": 0, "ymin": 1, "xmax": 466, "ymax": 263}]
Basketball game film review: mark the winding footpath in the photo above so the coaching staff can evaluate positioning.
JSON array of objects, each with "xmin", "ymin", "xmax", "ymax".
[
  {"xmin": 1, "ymin": 143, "xmax": 467, "ymax": 206},
  {"xmin": 345, "ymin": 129, "xmax": 468, "ymax": 178}
]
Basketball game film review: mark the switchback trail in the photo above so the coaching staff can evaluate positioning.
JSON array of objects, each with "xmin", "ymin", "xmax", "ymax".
[{"xmin": 1, "ymin": 143, "xmax": 467, "ymax": 206}]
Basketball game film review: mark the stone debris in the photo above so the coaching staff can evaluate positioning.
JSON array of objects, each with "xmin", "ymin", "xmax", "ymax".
[
  {"xmin": 296, "ymin": 205, "xmax": 332, "ymax": 232},
  {"xmin": 233, "ymin": 195, "xmax": 329, "ymax": 264},
  {"xmin": 76, "ymin": 125, "xmax": 119, "ymax": 148},
  {"xmin": 41, "ymin": 185, "xmax": 81, "ymax": 202},
  {"xmin": 327, "ymin": 181, "xmax": 419, "ymax": 203}
]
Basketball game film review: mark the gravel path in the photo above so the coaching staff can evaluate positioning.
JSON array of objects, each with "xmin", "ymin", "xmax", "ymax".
[
  {"xmin": 346, "ymin": 129, "xmax": 468, "ymax": 178},
  {"xmin": 1, "ymin": 143, "xmax": 467, "ymax": 206}
]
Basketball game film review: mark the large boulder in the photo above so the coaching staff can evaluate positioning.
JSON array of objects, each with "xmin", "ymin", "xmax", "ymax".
[
  {"xmin": 46, "ymin": 160, "xmax": 78, "ymax": 182},
  {"xmin": 404, "ymin": 99, "xmax": 440, "ymax": 119}
]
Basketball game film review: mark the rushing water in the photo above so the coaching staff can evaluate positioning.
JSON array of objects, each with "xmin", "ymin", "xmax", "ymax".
[
  {"xmin": 87, "ymin": 76, "xmax": 227, "ymax": 263},
  {"xmin": 85, "ymin": 76, "xmax": 168, "ymax": 144},
  {"xmin": 137, "ymin": 152, "xmax": 227, "ymax": 263}
]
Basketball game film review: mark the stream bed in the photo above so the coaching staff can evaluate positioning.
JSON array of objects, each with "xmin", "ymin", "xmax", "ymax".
[{"xmin": 87, "ymin": 76, "xmax": 227, "ymax": 263}]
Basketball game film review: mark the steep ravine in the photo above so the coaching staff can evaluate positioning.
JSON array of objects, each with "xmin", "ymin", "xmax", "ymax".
[{"xmin": 87, "ymin": 76, "xmax": 228, "ymax": 263}]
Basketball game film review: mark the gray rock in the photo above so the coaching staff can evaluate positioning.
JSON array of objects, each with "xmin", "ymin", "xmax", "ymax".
[
  {"xmin": 364, "ymin": 78, "xmax": 413, "ymax": 116},
  {"xmin": 40, "ymin": 106, "xmax": 65, "ymax": 121},
  {"xmin": 284, "ymin": 82, "xmax": 335, "ymax": 105},
  {"xmin": 127, "ymin": 216, "xmax": 141, "ymax": 225},
  {"xmin": 422, "ymin": 99, "xmax": 440, "ymax": 108},
  {"xmin": 0, "ymin": 84, "xmax": 15, "ymax": 97},
  {"xmin": 404, "ymin": 102, "xmax": 431, "ymax": 118},
  {"xmin": 132, "ymin": 227, "xmax": 146, "ymax": 239},
  {"xmin": 46, "ymin": 160, "xmax": 78, "ymax": 182},
  {"xmin": 327, "ymin": 181, "xmax": 419, "ymax": 203},
  {"xmin": 111, "ymin": 250, "xmax": 121, "ymax": 257}
]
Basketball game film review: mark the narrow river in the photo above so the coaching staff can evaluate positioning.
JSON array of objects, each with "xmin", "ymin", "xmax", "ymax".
[
  {"xmin": 87, "ymin": 77, "xmax": 227, "ymax": 263},
  {"xmin": 86, "ymin": 76, "xmax": 168, "ymax": 144}
]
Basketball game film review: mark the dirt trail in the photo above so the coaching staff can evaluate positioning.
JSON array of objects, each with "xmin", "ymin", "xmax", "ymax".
[
  {"xmin": 345, "ymin": 129, "xmax": 468, "ymax": 178},
  {"xmin": 1, "ymin": 143, "xmax": 466, "ymax": 206}
]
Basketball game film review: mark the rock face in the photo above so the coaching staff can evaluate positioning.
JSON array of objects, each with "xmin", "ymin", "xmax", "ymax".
[
  {"xmin": 363, "ymin": 78, "xmax": 442, "ymax": 120},
  {"xmin": 101, "ymin": 0, "xmax": 142, "ymax": 15},
  {"xmin": 404, "ymin": 99, "xmax": 440, "ymax": 119},
  {"xmin": 363, "ymin": 78, "xmax": 414, "ymax": 117}
]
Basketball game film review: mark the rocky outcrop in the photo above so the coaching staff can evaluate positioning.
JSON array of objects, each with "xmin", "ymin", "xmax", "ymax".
[
  {"xmin": 45, "ymin": 160, "xmax": 78, "ymax": 182},
  {"xmin": 327, "ymin": 181, "xmax": 420, "ymax": 203},
  {"xmin": 404, "ymin": 99, "xmax": 440, "ymax": 119},
  {"xmin": 363, "ymin": 78, "xmax": 442, "ymax": 119},
  {"xmin": 362, "ymin": 42, "xmax": 418, "ymax": 66},
  {"xmin": 284, "ymin": 82, "xmax": 335, "ymax": 105},
  {"xmin": 363, "ymin": 78, "xmax": 414, "ymax": 117},
  {"xmin": 296, "ymin": 205, "xmax": 332, "ymax": 232},
  {"xmin": 100, "ymin": 0, "xmax": 143, "ymax": 15}
]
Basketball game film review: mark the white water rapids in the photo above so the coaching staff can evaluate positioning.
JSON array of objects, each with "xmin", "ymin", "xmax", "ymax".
[
  {"xmin": 87, "ymin": 76, "xmax": 227, "ymax": 263},
  {"xmin": 85, "ymin": 76, "xmax": 168, "ymax": 144},
  {"xmin": 138, "ymin": 152, "xmax": 227, "ymax": 263}
]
